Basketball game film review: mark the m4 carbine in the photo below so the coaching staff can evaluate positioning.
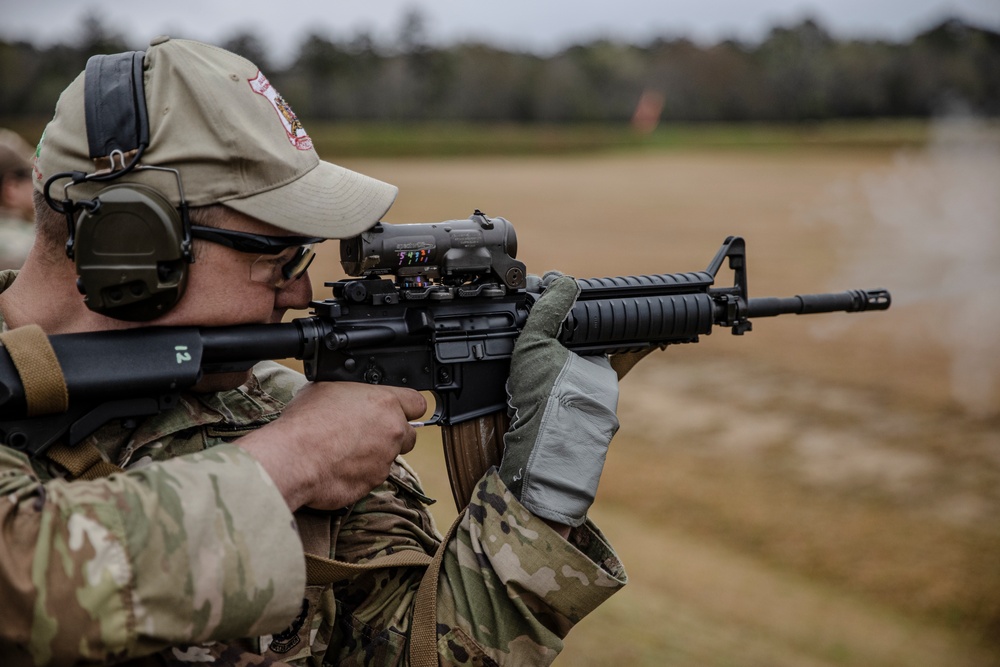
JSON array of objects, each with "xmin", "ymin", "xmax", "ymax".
[{"xmin": 0, "ymin": 211, "xmax": 890, "ymax": 508}]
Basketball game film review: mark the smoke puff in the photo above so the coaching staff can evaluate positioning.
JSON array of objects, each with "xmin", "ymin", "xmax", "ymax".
[{"xmin": 818, "ymin": 116, "xmax": 1000, "ymax": 416}]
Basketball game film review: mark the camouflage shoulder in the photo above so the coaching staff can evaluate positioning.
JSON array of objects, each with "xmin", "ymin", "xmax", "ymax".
[{"xmin": 0, "ymin": 442, "xmax": 306, "ymax": 664}]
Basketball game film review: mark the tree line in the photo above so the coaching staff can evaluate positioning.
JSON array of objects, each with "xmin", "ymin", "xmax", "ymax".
[{"xmin": 1, "ymin": 13, "xmax": 998, "ymax": 123}]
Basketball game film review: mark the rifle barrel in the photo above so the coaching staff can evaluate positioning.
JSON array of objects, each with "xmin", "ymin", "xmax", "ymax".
[{"xmin": 746, "ymin": 289, "xmax": 890, "ymax": 318}]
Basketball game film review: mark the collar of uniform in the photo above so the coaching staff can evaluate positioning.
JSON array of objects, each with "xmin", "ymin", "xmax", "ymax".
[
  {"xmin": 116, "ymin": 363, "xmax": 294, "ymax": 467},
  {"xmin": 194, "ymin": 368, "xmax": 287, "ymax": 433}
]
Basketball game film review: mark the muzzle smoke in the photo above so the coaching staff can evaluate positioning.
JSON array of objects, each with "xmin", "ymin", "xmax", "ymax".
[{"xmin": 817, "ymin": 115, "xmax": 1000, "ymax": 416}]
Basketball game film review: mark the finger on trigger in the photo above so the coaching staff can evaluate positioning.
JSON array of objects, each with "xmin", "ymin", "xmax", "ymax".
[{"xmin": 391, "ymin": 386, "xmax": 427, "ymax": 421}]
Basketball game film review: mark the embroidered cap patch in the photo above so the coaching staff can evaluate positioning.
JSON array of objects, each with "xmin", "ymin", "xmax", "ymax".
[{"xmin": 249, "ymin": 71, "xmax": 313, "ymax": 150}]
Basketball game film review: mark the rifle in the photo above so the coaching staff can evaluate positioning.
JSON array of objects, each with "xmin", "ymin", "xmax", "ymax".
[{"xmin": 0, "ymin": 211, "xmax": 890, "ymax": 508}]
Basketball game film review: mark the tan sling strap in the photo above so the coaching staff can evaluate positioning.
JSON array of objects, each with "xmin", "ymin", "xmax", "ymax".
[
  {"xmin": 409, "ymin": 512, "xmax": 462, "ymax": 666},
  {"xmin": 45, "ymin": 441, "xmax": 125, "ymax": 481},
  {"xmin": 304, "ymin": 548, "xmax": 432, "ymax": 584},
  {"xmin": 609, "ymin": 347, "xmax": 660, "ymax": 380},
  {"xmin": 302, "ymin": 511, "xmax": 464, "ymax": 667},
  {"xmin": 0, "ymin": 325, "xmax": 121, "ymax": 480},
  {"xmin": 0, "ymin": 324, "xmax": 69, "ymax": 416}
]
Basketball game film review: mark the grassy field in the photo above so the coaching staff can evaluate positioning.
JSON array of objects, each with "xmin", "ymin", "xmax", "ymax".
[
  {"xmin": 302, "ymin": 118, "xmax": 937, "ymax": 156},
  {"xmin": 292, "ymin": 120, "xmax": 999, "ymax": 665}
]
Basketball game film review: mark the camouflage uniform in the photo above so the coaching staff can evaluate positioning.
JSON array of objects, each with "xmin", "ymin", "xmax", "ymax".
[
  {"xmin": 0, "ymin": 213, "xmax": 34, "ymax": 270},
  {"xmin": 0, "ymin": 269, "xmax": 627, "ymax": 666}
]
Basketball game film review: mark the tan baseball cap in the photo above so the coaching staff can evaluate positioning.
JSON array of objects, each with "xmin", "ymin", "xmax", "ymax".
[{"xmin": 33, "ymin": 36, "xmax": 397, "ymax": 239}]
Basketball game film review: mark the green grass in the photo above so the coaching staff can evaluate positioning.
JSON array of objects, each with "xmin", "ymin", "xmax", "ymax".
[
  {"xmin": 304, "ymin": 119, "xmax": 934, "ymax": 157},
  {"xmin": 3, "ymin": 117, "xmax": 938, "ymax": 159}
]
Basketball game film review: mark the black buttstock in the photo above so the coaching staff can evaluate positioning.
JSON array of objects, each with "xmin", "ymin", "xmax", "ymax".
[{"xmin": 0, "ymin": 328, "xmax": 205, "ymax": 419}]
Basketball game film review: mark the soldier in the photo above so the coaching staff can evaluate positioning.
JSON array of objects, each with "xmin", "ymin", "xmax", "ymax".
[
  {"xmin": 0, "ymin": 38, "xmax": 625, "ymax": 665},
  {"xmin": 0, "ymin": 128, "xmax": 36, "ymax": 270}
]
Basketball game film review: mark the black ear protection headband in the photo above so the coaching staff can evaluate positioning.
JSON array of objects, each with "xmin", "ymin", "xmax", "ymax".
[{"xmin": 42, "ymin": 50, "xmax": 194, "ymax": 322}]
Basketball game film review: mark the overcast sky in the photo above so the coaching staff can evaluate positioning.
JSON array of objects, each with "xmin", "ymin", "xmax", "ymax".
[{"xmin": 2, "ymin": 0, "xmax": 998, "ymax": 64}]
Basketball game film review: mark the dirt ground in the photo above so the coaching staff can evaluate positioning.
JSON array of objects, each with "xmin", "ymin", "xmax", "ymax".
[{"xmin": 304, "ymin": 127, "xmax": 1000, "ymax": 665}]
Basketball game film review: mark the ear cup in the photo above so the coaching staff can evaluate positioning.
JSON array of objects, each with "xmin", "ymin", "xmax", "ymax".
[{"xmin": 74, "ymin": 183, "xmax": 189, "ymax": 321}]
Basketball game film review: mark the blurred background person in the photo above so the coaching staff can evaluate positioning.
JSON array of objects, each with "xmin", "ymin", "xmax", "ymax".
[{"xmin": 0, "ymin": 128, "xmax": 36, "ymax": 269}]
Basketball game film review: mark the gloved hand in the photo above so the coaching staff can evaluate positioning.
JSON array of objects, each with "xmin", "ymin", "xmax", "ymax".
[{"xmin": 499, "ymin": 273, "xmax": 620, "ymax": 527}]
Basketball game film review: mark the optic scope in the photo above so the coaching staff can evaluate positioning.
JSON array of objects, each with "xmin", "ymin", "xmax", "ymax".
[{"xmin": 340, "ymin": 211, "xmax": 526, "ymax": 290}]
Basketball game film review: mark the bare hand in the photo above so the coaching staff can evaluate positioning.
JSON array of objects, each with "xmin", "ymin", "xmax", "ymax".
[{"xmin": 237, "ymin": 382, "xmax": 427, "ymax": 511}]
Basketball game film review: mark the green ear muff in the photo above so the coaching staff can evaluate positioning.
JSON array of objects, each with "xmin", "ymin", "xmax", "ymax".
[
  {"xmin": 44, "ymin": 50, "xmax": 193, "ymax": 323},
  {"xmin": 74, "ymin": 183, "xmax": 189, "ymax": 322}
]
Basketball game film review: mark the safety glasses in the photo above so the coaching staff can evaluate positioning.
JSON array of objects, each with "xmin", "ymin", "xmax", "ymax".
[{"xmin": 190, "ymin": 225, "xmax": 323, "ymax": 288}]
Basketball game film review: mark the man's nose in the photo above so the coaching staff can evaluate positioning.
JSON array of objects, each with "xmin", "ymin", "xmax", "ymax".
[{"xmin": 276, "ymin": 270, "xmax": 313, "ymax": 310}]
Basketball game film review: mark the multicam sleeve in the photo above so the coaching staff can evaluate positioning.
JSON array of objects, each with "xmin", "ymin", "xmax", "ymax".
[
  {"xmin": 435, "ymin": 469, "xmax": 627, "ymax": 665},
  {"xmin": 0, "ymin": 443, "xmax": 305, "ymax": 665},
  {"xmin": 329, "ymin": 463, "xmax": 626, "ymax": 666}
]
